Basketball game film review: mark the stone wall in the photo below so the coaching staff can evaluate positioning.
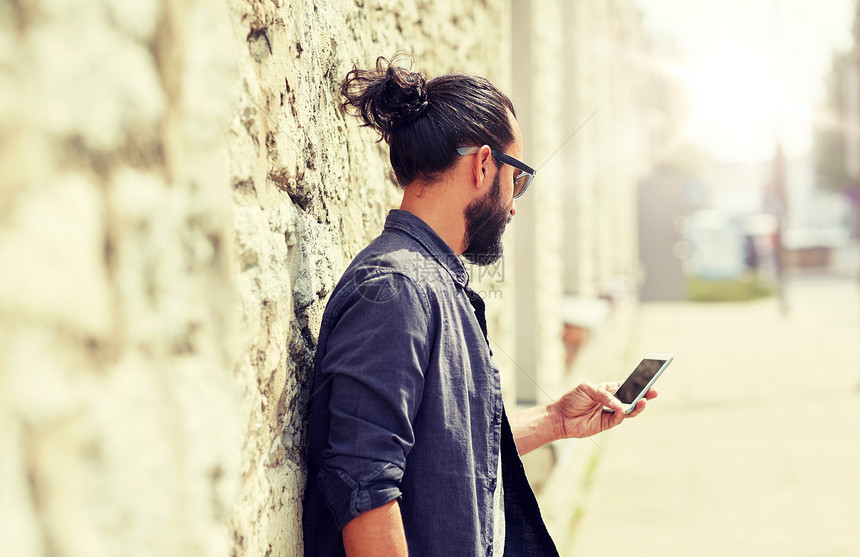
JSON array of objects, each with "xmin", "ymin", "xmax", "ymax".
[
  {"xmin": 1, "ymin": 1, "xmax": 241, "ymax": 555},
  {"xmin": 228, "ymin": 1, "xmax": 510, "ymax": 555},
  {"xmin": 0, "ymin": 1, "xmax": 509, "ymax": 556}
]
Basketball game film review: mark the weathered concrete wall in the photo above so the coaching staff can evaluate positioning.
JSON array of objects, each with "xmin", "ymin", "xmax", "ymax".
[
  {"xmin": 0, "ymin": 1, "xmax": 241, "ymax": 556},
  {"xmin": 0, "ymin": 1, "xmax": 510, "ymax": 556}
]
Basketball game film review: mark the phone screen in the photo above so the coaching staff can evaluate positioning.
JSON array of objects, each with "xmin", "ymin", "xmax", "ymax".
[{"xmin": 614, "ymin": 358, "xmax": 668, "ymax": 404}]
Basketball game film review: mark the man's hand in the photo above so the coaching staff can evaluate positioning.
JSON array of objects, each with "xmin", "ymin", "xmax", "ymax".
[{"xmin": 550, "ymin": 381, "xmax": 658, "ymax": 440}]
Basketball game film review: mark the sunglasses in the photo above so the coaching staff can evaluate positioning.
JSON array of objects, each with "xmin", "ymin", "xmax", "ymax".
[{"xmin": 456, "ymin": 146, "xmax": 536, "ymax": 199}]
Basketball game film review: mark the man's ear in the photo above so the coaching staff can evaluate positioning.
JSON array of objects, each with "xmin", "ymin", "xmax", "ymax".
[{"xmin": 469, "ymin": 145, "xmax": 494, "ymax": 191}]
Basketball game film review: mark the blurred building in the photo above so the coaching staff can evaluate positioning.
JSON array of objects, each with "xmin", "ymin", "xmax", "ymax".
[
  {"xmin": 503, "ymin": 0, "xmax": 672, "ymax": 403},
  {"xmin": 638, "ymin": 169, "xmax": 688, "ymax": 300},
  {"xmin": 814, "ymin": 0, "xmax": 860, "ymax": 249},
  {"xmin": 496, "ymin": 0, "xmax": 686, "ymax": 547}
]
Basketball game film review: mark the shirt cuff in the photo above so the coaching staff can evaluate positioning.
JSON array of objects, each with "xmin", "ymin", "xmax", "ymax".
[{"xmin": 318, "ymin": 461, "xmax": 403, "ymax": 530}]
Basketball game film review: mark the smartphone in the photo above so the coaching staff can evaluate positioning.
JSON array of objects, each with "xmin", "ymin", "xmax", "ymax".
[{"xmin": 606, "ymin": 353, "xmax": 674, "ymax": 414}]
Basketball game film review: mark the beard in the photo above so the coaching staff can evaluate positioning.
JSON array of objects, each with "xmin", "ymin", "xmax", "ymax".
[{"xmin": 461, "ymin": 173, "xmax": 512, "ymax": 266}]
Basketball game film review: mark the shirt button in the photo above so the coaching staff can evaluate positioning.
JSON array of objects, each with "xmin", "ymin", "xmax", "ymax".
[
  {"xmin": 494, "ymin": 412, "xmax": 502, "ymax": 425},
  {"xmin": 487, "ymin": 544, "xmax": 493, "ymax": 555},
  {"xmin": 489, "ymin": 478, "xmax": 497, "ymax": 490}
]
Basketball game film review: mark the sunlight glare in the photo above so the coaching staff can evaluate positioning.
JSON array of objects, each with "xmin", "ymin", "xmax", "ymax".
[{"xmin": 680, "ymin": 47, "xmax": 784, "ymax": 161}]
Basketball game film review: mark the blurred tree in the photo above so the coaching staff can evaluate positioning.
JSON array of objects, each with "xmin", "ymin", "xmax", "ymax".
[
  {"xmin": 814, "ymin": 1, "xmax": 860, "ymax": 195},
  {"xmin": 815, "ymin": 71, "xmax": 851, "ymax": 191}
]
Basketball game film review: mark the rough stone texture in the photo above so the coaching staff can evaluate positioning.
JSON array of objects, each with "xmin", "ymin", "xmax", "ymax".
[
  {"xmin": 0, "ymin": 1, "xmax": 242, "ymax": 556},
  {"xmin": 1, "ymin": 1, "xmax": 510, "ymax": 556},
  {"xmin": 226, "ymin": 2, "xmax": 511, "ymax": 553}
]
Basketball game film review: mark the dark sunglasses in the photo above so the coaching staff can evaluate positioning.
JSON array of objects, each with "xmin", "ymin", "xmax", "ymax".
[{"xmin": 456, "ymin": 146, "xmax": 536, "ymax": 199}]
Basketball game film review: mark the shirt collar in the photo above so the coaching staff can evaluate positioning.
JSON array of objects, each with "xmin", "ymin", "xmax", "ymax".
[{"xmin": 383, "ymin": 209, "xmax": 470, "ymax": 288}]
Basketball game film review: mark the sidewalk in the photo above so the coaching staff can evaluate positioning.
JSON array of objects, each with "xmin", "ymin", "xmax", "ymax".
[{"xmin": 566, "ymin": 273, "xmax": 860, "ymax": 557}]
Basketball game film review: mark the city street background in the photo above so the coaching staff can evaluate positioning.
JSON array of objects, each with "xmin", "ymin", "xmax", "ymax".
[{"xmin": 568, "ymin": 270, "xmax": 860, "ymax": 556}]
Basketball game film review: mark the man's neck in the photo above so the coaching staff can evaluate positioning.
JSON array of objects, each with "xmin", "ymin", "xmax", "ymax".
[{"xmin": 399, "ymin": 184, "xmax": 466, "ymax": 256}]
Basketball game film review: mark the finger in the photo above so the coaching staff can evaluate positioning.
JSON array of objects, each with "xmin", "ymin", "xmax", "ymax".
[
  {"xmin": 606, "ymin": 404, "xmax": 626, "ymax": 427},
  {"xmin": 597, "ymin": 388, "xmax": 625, "ymax": 415},
  {"xmin": 579, "ymin": 383, "xmax": 626, "ymax": 423},
  {"xmin": 644, "ymin": 387, "xmax": 659, "ymax": 400},
  {"xmin": 599, "ymin": 380, "xmax": 622, "ymax": 394},
  {"xmin": 626, "ymin": 398, "xmax": 648, "ymax": 418},
  {"xmin": 584, "ymin": 383, "xmax": 623, "ymax": 415}
]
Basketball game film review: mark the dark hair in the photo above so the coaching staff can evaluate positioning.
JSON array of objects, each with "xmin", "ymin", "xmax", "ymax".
[{"xmin": 340, "ymin": 54, "xmax": 516, "ymax": 187}]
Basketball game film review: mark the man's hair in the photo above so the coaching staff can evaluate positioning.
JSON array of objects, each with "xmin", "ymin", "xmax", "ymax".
[{"xmin": 340, "ymin": 54, "xmax": 516, "ymax": 187}]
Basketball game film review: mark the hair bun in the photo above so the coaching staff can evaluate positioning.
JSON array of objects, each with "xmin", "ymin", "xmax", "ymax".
[
  {"xmin": 384, "ymin": 63, "xmax": 429, "ymax": 127},
  {"xmin": 341, "ymin": 55, "xmax": 431, "ymax": 142}
]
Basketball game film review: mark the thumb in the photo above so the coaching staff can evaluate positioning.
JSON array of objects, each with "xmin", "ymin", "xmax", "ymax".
[{"xmin": 592, "ymin": 383, "xmax": 625, "ymax": 415}]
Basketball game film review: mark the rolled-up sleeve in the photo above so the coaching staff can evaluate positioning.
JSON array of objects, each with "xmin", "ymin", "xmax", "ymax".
[{"xmin": 317, "ymin": 271, "xmax": 432, "ymax": 529}]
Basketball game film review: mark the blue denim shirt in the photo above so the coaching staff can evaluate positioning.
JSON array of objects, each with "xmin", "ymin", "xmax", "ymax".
[{"xmin": 303, "ymin": 210, "xmax": 558, "ymax": 556}]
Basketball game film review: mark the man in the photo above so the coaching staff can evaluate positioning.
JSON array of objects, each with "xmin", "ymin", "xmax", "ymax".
[{"xmin": 303, "ymin": 56, "xmax": 656, "ymax": 556}]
